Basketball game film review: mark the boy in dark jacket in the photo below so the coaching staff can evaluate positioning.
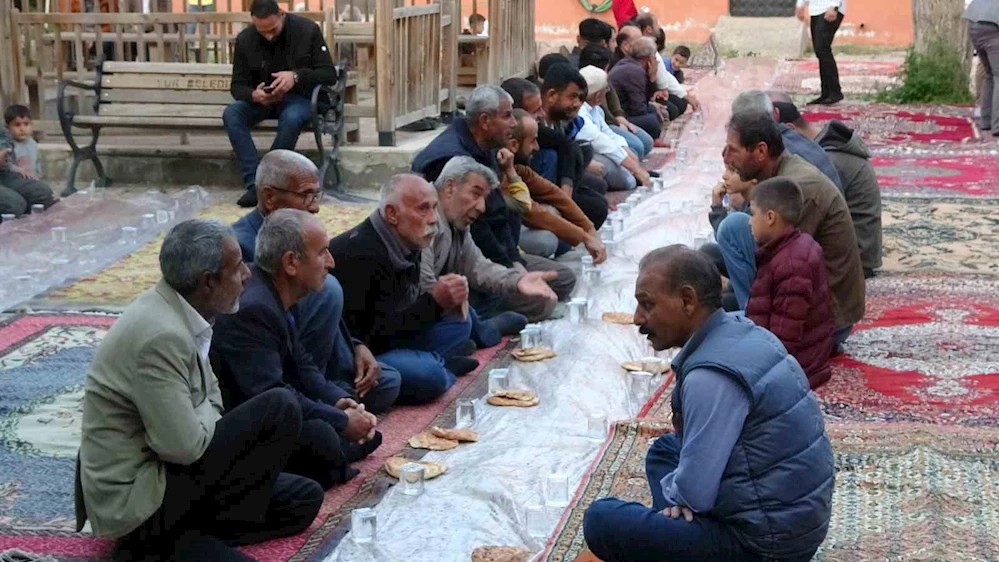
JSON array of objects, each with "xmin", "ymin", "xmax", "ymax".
[{"xmin": 746, "ymin": 177, "xmax": 836, "ymax": 389}]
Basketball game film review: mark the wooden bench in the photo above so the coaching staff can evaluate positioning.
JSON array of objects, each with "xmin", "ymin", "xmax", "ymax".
[{"xmin": 57, "ymin": 61, "xmax": 364, "ymax": 200}]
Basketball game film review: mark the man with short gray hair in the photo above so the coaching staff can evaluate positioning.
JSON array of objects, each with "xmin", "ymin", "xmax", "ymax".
[
  {"xmin": 213, "ymin": 209, "xmax": 382, "ymax": 490},
  {"xmin": 231, "ymin": 149, "xmax": 401, "ymax": 414},
  {"xmin": 77, "ymin": 218, "xmax": 323, "ymax": 561}
]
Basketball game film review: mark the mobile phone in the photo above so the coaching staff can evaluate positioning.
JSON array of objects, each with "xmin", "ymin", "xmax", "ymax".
[{"xmin": 262, "ymin": 84, "xmax": 275, "ymax": 93}]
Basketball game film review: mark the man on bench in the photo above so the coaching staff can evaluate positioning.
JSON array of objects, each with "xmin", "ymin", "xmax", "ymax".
[{"xmin": 225, "ymin": 0, "xmax": 336, "ymax": 207}]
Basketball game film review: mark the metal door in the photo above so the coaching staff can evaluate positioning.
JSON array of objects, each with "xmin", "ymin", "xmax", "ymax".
[{"xmin": 729, "ymin": 0, "xmax": 796, "ymax": 17}]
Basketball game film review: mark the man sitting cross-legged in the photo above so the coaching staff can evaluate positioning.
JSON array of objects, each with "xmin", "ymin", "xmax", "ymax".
[
  {"xmin": 231, "ymin": 149, "xmax": 401, "ymax": 414},
  {"xmin": 420, "ymin": 157, "xmax": 563, "ymax": 335},
  {"xmin": 212, "ymin": 209, "xmax": 382, "ymax": 490},
  {"xmin": 583, "ymin": 245, "xmax": 834, "ymax": 562},
  {"xmin": 76, "ymin": 219, "xmax": 323, "ymax": 562},
  {"xmin": 330, "ymin": 174, "xmax": 480, "ymax": 405}
]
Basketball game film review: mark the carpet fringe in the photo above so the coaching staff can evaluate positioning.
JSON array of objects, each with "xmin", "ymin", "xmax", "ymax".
[{"xmin": 0, "ymin": 549, "xmax": 60, "ymax": 562}]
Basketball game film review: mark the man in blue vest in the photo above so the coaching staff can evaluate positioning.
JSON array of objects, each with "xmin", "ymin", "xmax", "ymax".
[{"xmin": 583, "ymin": 245, "xmax": 834, "ymax": 561}]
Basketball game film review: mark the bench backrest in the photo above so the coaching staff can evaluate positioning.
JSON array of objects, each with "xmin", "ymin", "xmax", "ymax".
[{"xmin": 98, "ymin": 61, "xmax": 234, "ymax": 118}]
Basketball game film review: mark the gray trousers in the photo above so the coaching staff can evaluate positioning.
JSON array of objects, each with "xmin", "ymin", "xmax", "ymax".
[
  {"xmin": 0, "ymin": 169, "xmax": 56, "ymax": 216},
  {"xmin": 593, "ymin": 153, "xmax": 637, "ymax": 192},
  {"xmin": 501, "ymin": 253, "xmax": 577, "ymax": 322},
  {"xmin": 970, "ymin": 21, "xmax": 999, "ymax": 132}
]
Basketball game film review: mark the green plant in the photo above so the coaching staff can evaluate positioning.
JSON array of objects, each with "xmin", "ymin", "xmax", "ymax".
[{"xmin": 874, "ymin": 39, "xmax": 973, "ymax": 104}]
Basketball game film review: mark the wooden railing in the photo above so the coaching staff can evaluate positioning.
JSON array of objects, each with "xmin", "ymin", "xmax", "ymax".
[{"xmin": 485, "ymin": 0, "xmax": 533, "ymax": 84}]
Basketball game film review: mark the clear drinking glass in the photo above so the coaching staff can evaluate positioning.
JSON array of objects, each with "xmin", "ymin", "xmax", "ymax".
[
  {"xmin": 587, "ymin": 413, "xmax": 608, "ymax": 440},
  {"xmin": 612, "ymin": 214, "xmax": 624, "ymax": 234},
  {"xmin": 140, "ymin": 213, "xmax": 157, "ymax": 232},
  {"xmin": 456, "ymin": 399, "xmax": 476, "ymax": 428},
  {"xmin": 525, "ymin": 503, "xmax": 548, "ymax": 538},
  {"xmin": 630, "ymin": 371, "xmax": 655, "ymax": 404},
  {"xmin": 1, "ymin": 213, "xmax": 15, "ymax": 223},
  {"xmin": 585, "ymin": 267, "xmax": 602, "ymax": 287},
  {"xmin": 581, "ymin": 254, "xmax": 594, "ymax": 268},
  {"xmin": 30, "ymin": 204, "xmax": 45, "ymax": 214},
  {"xmin": 120, "ymin": 226, "xmax": 139, "ymax": 246},
  {"xmin": 546, "ymin": 472, "xmax": 570, "ymax": 508},
  {"xmin": 599, "ymin": 227, "xmax": 614, "ymax": 243},
  {"xmin": 519, "ymin": 328, "xmax": 535, "ymax": 349},
  {"xmin": 488, "ymin": 369, "xmax": 509, "ymax": 394},
  {"xmin": 350, "ymin": 508, "xmax": 377, "ymax": 543},
  {"xmin": 568, "ymin": 298, "xmax": 588, "ymax": 323},
  {"xmin": 398, "ymin": 463, "xmax": 425, "ymax": 496},
  {"xmin": 50, "ymin": 226, "xmax": 68, "ymax": 243},
  {"xmin": 618, "ymin": 202, "xmax": 631, "ymax": 218}
]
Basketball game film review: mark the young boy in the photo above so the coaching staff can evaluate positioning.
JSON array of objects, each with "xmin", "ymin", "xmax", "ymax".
[
  {"xmin": 746, "ymin": 177, "xmax": 836, "ymax": 389},
  {"xmin": 666, "ymin": 45, "xmax": 690, "ymax": 84},
  {"xmin": 2, "ymin": 105, "xmax": 56, "ymax": 217}
]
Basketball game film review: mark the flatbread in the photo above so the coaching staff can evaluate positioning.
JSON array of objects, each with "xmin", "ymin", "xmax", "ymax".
[
  {"xmin": 487, "ymin": 389, "xmax": 540, "ymax": 407},
  {"xmin": 384, "ymin": 456, "xmax": 449, "ymax": 480},
  {"xmin": 511, "ymin": 347, "xmax": 557, "ymax": 362},
  {"xmin": 621, "ymin": 360, "xmax": 669, "ymax": 375},
  {"xmin": 602, "ymin": 312, "xmax": 635, "ymax": 324},
  {"xmin": 471, "ymin": 546, "xmax": 532, "ymax": 562},
  {"xmin": 431, "ymin": 426, "xmax": 479, "ymax": 442},
  {"xmin": 408, "ymin": 431, "xmax": 459, "ymax": 450}
]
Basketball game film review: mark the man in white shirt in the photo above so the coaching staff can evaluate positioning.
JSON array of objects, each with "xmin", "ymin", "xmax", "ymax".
[
  {"xmin": 796, "ymin": 0, "xmax": 846, "ymax": 105},
  {"xmin": 578, "ymin": 65, "xmax": 651, "ymax": 191}
]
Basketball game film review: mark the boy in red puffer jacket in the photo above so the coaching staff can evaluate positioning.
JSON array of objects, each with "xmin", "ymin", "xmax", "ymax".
[{"xmin": 746, "ymin": 177, "xmax": 836, "ymax": 389}]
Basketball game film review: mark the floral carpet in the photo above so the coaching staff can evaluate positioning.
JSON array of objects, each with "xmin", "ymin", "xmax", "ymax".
[
  {"xmin": 801, "ymin": 104, "xmax": 978, "ymax": 146},
  {"xmin": 872, "ymin": 155, "xmax": 999, "ymax": 197},
  {"xmin": 771, "ymin": 58, "xmax": 903, "ymax": 97}
]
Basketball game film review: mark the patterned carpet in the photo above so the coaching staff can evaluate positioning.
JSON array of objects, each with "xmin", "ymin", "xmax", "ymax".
[
  {"xmin": 771, "ymin": 58, "xmax": 903, "ymax": 97},
  {"xmin": 0, "ymin": 311, "xmax": 504, "ymax": 561},
  {"xmin": 801, "ymin": 104, "xmax": 978, "ymax": 145}
]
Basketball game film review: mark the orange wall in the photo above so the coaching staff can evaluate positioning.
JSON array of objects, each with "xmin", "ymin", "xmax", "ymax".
[{"xmin": 460, "ymin": 0, "xmax": 913, "ymax": 48}]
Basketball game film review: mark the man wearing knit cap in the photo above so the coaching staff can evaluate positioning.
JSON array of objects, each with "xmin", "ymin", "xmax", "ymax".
[{"xmin": 577, "ymin": 65, "xmax": 651, "ymax": 191}]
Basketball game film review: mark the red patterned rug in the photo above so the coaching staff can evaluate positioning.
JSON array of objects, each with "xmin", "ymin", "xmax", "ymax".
[
  {"xmin": 0, "ymin": 312, "xmax": 504, "ymax": 561},
  {"xmin": 771, "ymin": 59, "xmax": 902, "ymax": 96},
  {"xmin": 817, "ymin": 273, "xmax": 999, "ymax": 426},
  {"xmin": 872, "ymin": 154, "xmax": 999, "ymax": 197},
  {"xmin": 801, "ymin": 104, "xmax": 977, "ymax": 145}
]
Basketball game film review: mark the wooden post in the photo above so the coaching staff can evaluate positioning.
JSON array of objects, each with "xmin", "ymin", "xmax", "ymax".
[
  {"xmin": 375, "ymin": 0, "xmax": 394, "ymax": 145},
  {"xmin": 0, "ymin": 0, "xmax": 17, "ymax": 108},
  {"xmin": 485, "ymin": 0, "xmax": 499, "ymax": 83},
  {"xmin": 440, "ymin": 0, "xmax": 456, "ymax": 114}
]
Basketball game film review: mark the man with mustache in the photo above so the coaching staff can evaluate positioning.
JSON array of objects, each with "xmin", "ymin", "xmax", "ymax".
[
  {"xmin": 329, "ymin": 175, "xmax": 481, "ymax": 404},
  {"xmin": 419, "ymin": 156, "xmax": 562, "ymax": 325},
  {"xmin": 583, "ymin": 245, "xmax": 834, "ymax": 562}
]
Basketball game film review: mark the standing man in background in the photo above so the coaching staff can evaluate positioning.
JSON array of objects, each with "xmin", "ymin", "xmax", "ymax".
[
  {"xmin": 797, "ymin": 0, "xmax": 845, "ymax": 105},
  {"xmin": 965, "ymin": 0, "xmax": 999, "ymax": 135}
]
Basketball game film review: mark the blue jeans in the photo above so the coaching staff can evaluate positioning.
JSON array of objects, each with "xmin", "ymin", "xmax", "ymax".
[
  {"xmin": 223, "ymin": 94, "xmax": 313, "ymax": 189},
  {"xmin": 715, "ymin": 212, "xmax": 757, "ymax": 310},
  {"xmin": 376, "ymin": 314, "xmax": 472, "ymax": 404},
  {"xmin": 186, "ymin": 3, "xmax": 214, "ymax": 35},
  {"xmin": 584, "ymin": 434, "xmax": 817, "ymax": 562},
  {"xmin": 291, "ymin": 275, "xmax": 402, "ymax": 414},
  {"xmin": 610, "ymin": 124, "xmax": 653, "ymax": 158}
]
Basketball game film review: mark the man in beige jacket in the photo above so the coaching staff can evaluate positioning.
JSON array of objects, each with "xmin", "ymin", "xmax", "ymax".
[{"xmin": 76, "ymin": 219, "xmax": 323, "ymax": 561}]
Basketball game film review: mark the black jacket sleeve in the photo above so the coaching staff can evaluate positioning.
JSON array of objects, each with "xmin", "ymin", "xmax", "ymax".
[
  {"xmin": 296, "ymin": 23, "xmax": 336, "ymax": 89},
  {"xmin": 212, "ymin": 302, "xmax": 349, "ymax": 430},
  {"xmin": 470, "ymin": 190, "xmax": 523, "ymax": 267},
  {"xmin": 230, "ymin": 35, "xmax": 255, "ymax": 103}
]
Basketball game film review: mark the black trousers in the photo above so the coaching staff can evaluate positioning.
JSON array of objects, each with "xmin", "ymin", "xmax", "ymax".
[
  {"xmin": 285, "ymin": 419, "xmax": 356, "ymax": 491},
  {"xmin": 664, "ymin": 94, "xmax": 688, "ymax": 121},
  {"xmin": 575, "ymin": 173, "xmax": 610, "ymax": 230},
  {"xmin": 117, "ymin": 388, "xmax": 324, "ymax": 561},
  {"xmin": 810, "ymin": 12, "xmax": 844, "ymax": 98}
]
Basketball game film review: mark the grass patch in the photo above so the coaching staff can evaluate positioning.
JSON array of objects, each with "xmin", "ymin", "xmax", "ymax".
[{"xmin": 873, "ymin": 40, "xmax": 973, "ymax": 104}]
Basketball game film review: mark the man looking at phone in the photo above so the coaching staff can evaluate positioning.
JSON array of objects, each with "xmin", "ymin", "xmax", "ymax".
[{"xmin": 225, "ymin": 0, "xmax": 337, "ymax": 208}]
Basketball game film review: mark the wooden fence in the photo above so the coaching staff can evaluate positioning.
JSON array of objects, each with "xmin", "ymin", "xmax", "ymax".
[{"xmin": 485, "ymin": 0, "xmax": 533, "ymax": 84}]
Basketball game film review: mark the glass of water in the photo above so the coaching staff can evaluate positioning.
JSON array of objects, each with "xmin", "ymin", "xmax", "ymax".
[
  {"xmin": 488, "ymin": 368, "xmax": 509, "ymax": 394},
  {"xmin": 568, "ymin": 298, "xmax": 588, "ymax": 323},
  {"xmin": 398, "ymin": 463, "xmax": 425, "ymax": 496},
  {"xmin": 50, "ymin": 226, "xmax": 68, "ymax": 243},
  {"xmin": 587, "ymin": 413, "xmax": 608, "ymax": 440},
  {"xmin": 456, "ymin": 400, "xmax": 476, "ymax": 428},
  {"xmin": 350, "ymin": 508, "xmax": 377, "ymax": 544},
  {"xmin": 120, "ymin": 226, "xmax": 139, "ymax": 246},
  {"xmin": 525, "ymin": 503, "xmax": 548, "ymax": 538},
  {"xmin": 546, "ymin": 472, "xmax": 570, "ymax": 508},
  {"xmin": 630, "ymin": 371, "xmax": 655, "ymax": 405}
]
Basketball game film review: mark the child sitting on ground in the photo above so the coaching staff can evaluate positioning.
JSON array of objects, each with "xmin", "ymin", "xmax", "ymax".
[
  {"xmin": 666, "ymin": 45, "xmax": 690, "ymax": 84},
  {"xmin": 745, "ymin": 177, "xmax": 836, "ymax": 389},
  {"xmin": 1, "ymin": 104, "xmax": 56, "ymax": 217}
]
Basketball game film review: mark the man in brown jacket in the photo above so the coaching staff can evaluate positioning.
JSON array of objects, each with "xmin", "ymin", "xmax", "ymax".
[
  {"xmin": 505, "ymin": 109, "xmax": 607, "ymax": 263},
  {"xmin": 716, "ymin": 112, "xmax": 865, "ymax": 347}
]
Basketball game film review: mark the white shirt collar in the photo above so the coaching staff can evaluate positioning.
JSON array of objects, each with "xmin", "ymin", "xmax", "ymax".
[{"xmin": 176, "ymin": 290, "xmax": 214, "ymax": 361}]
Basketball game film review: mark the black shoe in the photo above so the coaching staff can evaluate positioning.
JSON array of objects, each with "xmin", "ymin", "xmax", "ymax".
[
  {"xmin": 344, "ymin": 430, "xmax": 383, "ymax": 463},
  {"xmin": 821, "ymin": 93, "xmax": 844, "ymax": 105},
  {"xmin": 806, "ymin": 96, "xmax": 828, "ymax": 105},
  {"xmin": 648, "ymin": 170, "xmax": 661, "ymax": 178},
  {"xmin": 445, "ymin": 356, "xmax": 480, "ymax": 377},
  {"xmin": 863, "ymin": 267, "xmax": 875, "ymax": 279},
  {"xmin": 237, "ymin": 188, "xmax": 257, "ymax": 208}
]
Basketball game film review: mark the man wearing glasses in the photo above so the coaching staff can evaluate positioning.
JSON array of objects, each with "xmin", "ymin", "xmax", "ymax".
[{"xmin": 230, "ymin": 150, "xmax": 402, "ymax": 414}]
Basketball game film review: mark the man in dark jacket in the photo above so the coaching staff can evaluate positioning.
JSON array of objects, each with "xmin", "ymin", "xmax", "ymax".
[
  {"xmin": 608, "ymin": 36, "xmax": 663, "ymax": 139},
  {"xmin": 583, "ymin": 246, "xmax": 833, "ymax": 561},
  {"xmin": 224, "ymin": 0, "xmax": 336, "ymax": 207},
  {"xmin": 502, "ymin": 77, "xmax": 609, "ymax": 229},
  {"xmin": 745, "ymin": 178, "xmax": 836, "ymax": 389},
  {"xmin": 717, "ymin": 112, "xmax": 865, "ymax": 348},
  {"xmin": 330, "ymin": 175, "xmax": 480, "ymax": 405},
  {"xmin": 776, "ymin": 102, "xmax": 883, "ymax": 277},
  {"xmin": 412, "ymin": 85, "xmax": 575, "ymax": 321},
  {"xmin": 230, "ymin": 150, "xmax": 401, "ymax": 414},
  {"xmin": 212, "ymin": 209, "xmax": 381, "ymax": 490},
  {"xmin": 567, "ymin": 18, "xmax": 614, "ymax": 69}
]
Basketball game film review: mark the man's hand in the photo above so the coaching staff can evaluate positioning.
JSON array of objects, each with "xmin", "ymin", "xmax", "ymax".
[
  {"xmin": 431, "ymin": 273, "xmax": 469, "ymax": 311},
  {"xmin": 269, "ymin": 70, "xmax": 297, "ymax": 96},
  {"xmin": 795, "ymin": 4, "xmax": 807, "ymax": 21},
  {"xmin": 687, "ymin": 94, "xmax": 701, "ymax": 111},
  {"xmin": 497, "ymin": 147, "xmax": 517, "ymax": 177},
  {"xmin": 0, "ymin": 148, "xmax": 10, "ymax": 168},
  {"xmin": 824, "ymin": 6, "xmax": 838, "ymax": 21},
  {"xmin": 711, "ymin": 181, "xmax": 727, "ymax": 206},
  {"xmin": 661, "ymin": 505, "xmax": 695, "ymax": 522},
  {"xmin": 516, "ymin": 270, "xmax": 558, "ymax": 301},
  {"xmin": 353, "ymin": 344, "xmax": 380, "ymax": 398},
  {"xmin": 635, "ymin": 168, "xmax": 652, "ymax": 187},
  {"xmin": 11, "ymin": 165, "xmax": 37, "ymax": 181},
  {"xmin": 335, "ymin": 397, "xmax": 359, "ymax": 410},
  {"xmin": 583, "ymin": 235, "xmax": 607, "ymax": 265},
  {"xmin": 616, "ymin": 116, "xmax": 639, "ymax": 134},
  {"xmin": 342, "ymin": 405, "xmax": 377, "ymax": 443},
  {"xmin": 251, "ymin": 82, "xmax": 280, "ymax": 105},
  {"xmin": 587, "ymin": 160, "xmax": 605, "ymax": 176},
  {"xmin": 652, "ymin": 102, "xmax": 669, "ymax": 121}
]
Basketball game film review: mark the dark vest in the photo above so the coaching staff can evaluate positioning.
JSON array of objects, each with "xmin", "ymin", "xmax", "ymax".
[{"xmin": 671, "ymin": 311, "xmax": 835, "ymax": 559}]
